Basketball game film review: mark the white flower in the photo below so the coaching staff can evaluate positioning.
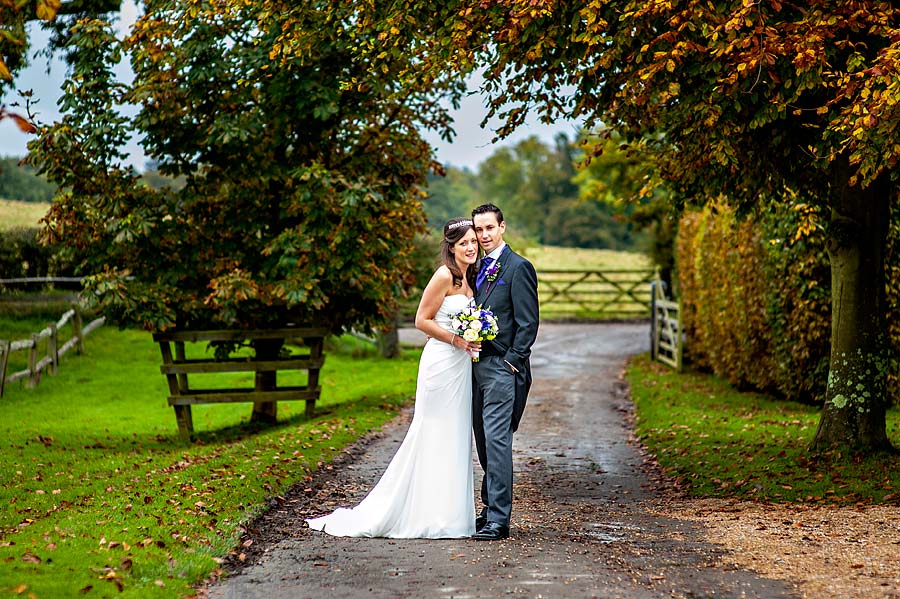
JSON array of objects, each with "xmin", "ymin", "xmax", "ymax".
[
  {"xmin": 469, "ymin": 320, "xmax": 483, "ymax": 332},
  {"xmin": 463, "ymin": 329, "xmax": 480, "ymax": 342}
]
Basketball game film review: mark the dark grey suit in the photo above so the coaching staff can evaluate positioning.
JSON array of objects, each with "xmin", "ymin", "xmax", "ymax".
[{"xmin": 473, "ymin": 244, "xmax": 539, "ymax": 527}]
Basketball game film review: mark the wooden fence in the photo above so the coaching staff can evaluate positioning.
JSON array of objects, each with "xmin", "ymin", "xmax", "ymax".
[
  {"xmin": 0, "ymin": 308, "xmax": 106, "ymax": 396},
  {"xmin": 649, "ymin": 274, "xmax": 682, "ymax": 370},
  {"xmin": 153, "ymin": 327, "xmax": 327, "ymax": 440},
  {"xmin": 396, "ymin": 268, "xmax": 657, "ymax": 324},
  {"xmin": 538, "ymin": 268, "xmax": 656, "ymax": 320}
]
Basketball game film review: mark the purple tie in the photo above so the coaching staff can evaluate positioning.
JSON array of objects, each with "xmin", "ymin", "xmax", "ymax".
[{"xmin": 477, "ymin": 256, "xmax": 494, "ymax": 289}]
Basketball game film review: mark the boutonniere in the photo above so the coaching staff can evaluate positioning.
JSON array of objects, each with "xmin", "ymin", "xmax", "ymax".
[{"xmin": 485, "ymin": 260, "xmax": 501, "ymax": 283}]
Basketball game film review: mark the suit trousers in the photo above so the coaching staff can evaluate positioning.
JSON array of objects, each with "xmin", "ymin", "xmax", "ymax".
[{"xmin": 472, "ymin": 355, "xmax": 515, "ymax": 526}]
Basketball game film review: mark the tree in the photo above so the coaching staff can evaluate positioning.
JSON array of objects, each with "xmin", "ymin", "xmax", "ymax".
[
  {"xmin": 573, "ymin": 135, "xmax": 675, "ymax": 284},
  {"xmin": 0, "ymin": 156, "xmax": 56, "ymax": 202},
  {"xmin": 0, "ymin": 0, "xmax": 121, "ymax": 134},
  {"xmin": 444, "ymin": 1, "xmax": 900, "ymax": 453},
  {"xmin": 30, "ymin": 1, "xmax": 467, "ymax": 336},
  {"xmin": 423, "ymin": 166, "xmax": 479, "ymax": 228},
  {"xmin": 476, "ymin": 133, "xmax": 579, "ymax": 242}
]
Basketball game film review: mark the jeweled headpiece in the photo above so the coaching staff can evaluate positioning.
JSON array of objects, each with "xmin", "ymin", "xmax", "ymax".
[{"xmin": 447, "ymin": 219, "xmax": 473, "ymax": 230}]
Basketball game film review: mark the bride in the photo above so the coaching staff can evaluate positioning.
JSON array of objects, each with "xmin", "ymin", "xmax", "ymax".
[{"xmin": 306, "ymin": 217, "xmax": 482, "ymax": 538}]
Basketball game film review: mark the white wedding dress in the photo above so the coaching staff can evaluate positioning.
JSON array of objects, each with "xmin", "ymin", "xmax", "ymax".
[{"xmin": 306, "ymin": 294, "xmax": 475, "ymax": 538}]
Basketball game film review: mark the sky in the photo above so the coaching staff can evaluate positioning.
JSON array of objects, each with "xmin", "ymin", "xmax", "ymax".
[{"xmin": 0, "ymin": 6, "xmax": 579, "ymax": 172}]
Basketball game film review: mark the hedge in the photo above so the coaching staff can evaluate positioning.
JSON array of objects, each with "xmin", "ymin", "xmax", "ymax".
[
  {"xmin": 0, "ymin": 227, "xmax": 78, "ymax": 281},
  {"xmin": 676, "ymin": 198, "xmax": 898, "ymax": 405}
]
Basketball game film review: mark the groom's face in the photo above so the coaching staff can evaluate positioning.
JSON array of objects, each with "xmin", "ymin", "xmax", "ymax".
[{"xmin": 473, "ymin": 212, "xmax": 505, "ymax": 255}]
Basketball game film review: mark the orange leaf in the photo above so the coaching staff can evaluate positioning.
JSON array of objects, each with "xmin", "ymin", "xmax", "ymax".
[
  {"xmin": 36, "ymin": 0, "xmax": 61, "ymax": 21},
  {"xmin": 8, "ymin": 114, "xmax": 37, "ymax": 134}
]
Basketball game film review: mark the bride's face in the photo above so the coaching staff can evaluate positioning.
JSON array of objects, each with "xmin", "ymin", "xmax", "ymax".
[{"xmin": 452, "ymin": 230, "xmax": 479, "ymax": 267}]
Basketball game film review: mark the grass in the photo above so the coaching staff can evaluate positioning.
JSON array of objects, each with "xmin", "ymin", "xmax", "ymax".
[
  {"xmin": 527, "ymin": 246, "xmax": 652, "ymax": 271},
  {"xmin": 0, "ymin": 199, "xmax": 50, "ymax": 230},
  {"xmin": 0, "ymin": 326, "xmax": 420, "ymax": 598},
  {"xmin": 626, "ymin": 354, "xmax": 900, "ymax": 505}
]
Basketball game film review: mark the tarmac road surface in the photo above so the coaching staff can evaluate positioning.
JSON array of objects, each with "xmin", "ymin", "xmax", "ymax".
[{"xmin": 202, "ymin": 322, "xmax": 798, "ymax": 599}]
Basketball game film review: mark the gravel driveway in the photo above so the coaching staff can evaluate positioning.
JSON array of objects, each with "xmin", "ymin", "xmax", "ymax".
[{"xmin": 201, "ymin": 322, "xmax": 798, "ymax": 599}]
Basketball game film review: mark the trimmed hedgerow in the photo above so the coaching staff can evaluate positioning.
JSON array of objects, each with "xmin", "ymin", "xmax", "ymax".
[{"xmin": 676, "ymin": 197, "xmax": 898, "ymax": 405}]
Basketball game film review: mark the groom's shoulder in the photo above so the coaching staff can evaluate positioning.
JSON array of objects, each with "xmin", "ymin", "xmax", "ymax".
[{"xmin": 505, "ymin": 247, "xmax": 534, "ymax": 269}]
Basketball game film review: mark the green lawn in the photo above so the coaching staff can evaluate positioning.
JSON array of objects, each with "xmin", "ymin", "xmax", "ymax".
[
  {"xmin": 0, "ymin": 325, "xmax": 420, "ymax": 598},
  {"xmin": 0, "ymin": 199, "xmax": 50, "ymax": 230},
  {"xmin": 626, "ymin": 354, "xmax": 900, "ymax": 504}
]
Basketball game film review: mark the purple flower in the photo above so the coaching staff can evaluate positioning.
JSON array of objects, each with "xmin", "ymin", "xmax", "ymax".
[{"xmin": 485, "ymin": 260, "xmax": 501, "ymax": 283}]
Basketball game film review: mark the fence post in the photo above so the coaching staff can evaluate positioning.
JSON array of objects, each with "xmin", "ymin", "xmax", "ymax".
[
  {"xmin": 675, "ymin": 297, "xmax": 684, "ymax": 371},
  {"xmin": 27, "ymin": 334, "xmax": 39, "ymax": 388},
  {"xmin": 649, "ymin": 280, "xmax": 658, "ymax": 360},
  {"xmin": 48, "ymin": 323, "xmax": 59, "ymax": 375},
  {"xmin": 0, "ymin": 340, "xmax": 9, "ymax": 398},
  {"xmin": 73, "ymin": 309, "xmax": 85, "ymax": 354}
]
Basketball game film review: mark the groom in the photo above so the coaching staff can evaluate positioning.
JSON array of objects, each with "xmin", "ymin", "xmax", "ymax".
[{"xmin": 471, "ymin": 203, "xmax": 539, "ymax": 541}]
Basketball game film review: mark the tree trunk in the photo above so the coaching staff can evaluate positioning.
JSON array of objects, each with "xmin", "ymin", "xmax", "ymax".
[
  {"xmin": 251, "ymin": 338, "xmax": 283, "ymax": 424},
  {"xmin": 810, "ymin": 166, "xmax": 895, "ymax": 454},
  {"xmin": 377, "ymin": 311, "xmax": 401, "ymax": 359}
]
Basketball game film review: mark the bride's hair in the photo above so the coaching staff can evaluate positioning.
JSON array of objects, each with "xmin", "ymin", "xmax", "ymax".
[{"xmin": 441, "ymin": 218, "xmax": 477, "ymax": 290}]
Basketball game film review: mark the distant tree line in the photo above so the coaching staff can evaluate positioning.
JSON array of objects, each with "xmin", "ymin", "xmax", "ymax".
[
  {"xmin": 423, "ymin": 133, "xmax": 653, "ymax": 253},
  {"xmin": 0, "ymin": 157, "xmax": 56, "ymax": 203}
]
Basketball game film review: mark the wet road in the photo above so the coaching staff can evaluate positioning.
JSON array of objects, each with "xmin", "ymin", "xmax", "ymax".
[{"xmin": 203, "ymin": 323, "xmax": 798, "ymax": 599}]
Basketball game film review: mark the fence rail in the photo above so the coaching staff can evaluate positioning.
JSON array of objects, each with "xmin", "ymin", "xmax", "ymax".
[
  {"xmin": 0, "ymin": 307, "xmax": 106, "ymax": 396},
  {"xmin": 1, "ymin": 277, "xmax": 105, "ymax": 395},
  {"xmin": 538, "ymin": 268, "xmax": 656, "ymax": 319}
]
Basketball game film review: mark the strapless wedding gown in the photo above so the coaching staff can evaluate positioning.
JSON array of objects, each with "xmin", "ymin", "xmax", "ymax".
[{"xmin": 306, "ymin": 294, "xmax": 475, "ymax": 538}]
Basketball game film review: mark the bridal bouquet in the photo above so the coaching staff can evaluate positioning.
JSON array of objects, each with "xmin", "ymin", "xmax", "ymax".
[{"xmin": 451, "ymin": 302, "xmax": 499, "ymax": 362}]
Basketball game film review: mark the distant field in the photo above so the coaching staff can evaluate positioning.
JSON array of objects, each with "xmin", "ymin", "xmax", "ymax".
[
  {"xmin": 527, "ymin": 245, "xmax": 651, "ymax": 271},
  {"xmin": 0, "ymin": 198, "xmax": 50, "ymax": 230}
]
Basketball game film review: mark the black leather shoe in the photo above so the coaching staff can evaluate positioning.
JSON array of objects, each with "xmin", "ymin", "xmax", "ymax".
[
  {"xmin": 475, "ymin": 509, "xmax": 488, "ymax": 531},
  {"xmin": 472, "ymin": 522, "xmax": 509, "ymax": 541}
]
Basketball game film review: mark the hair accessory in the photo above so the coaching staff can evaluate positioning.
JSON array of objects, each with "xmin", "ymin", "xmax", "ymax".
[{"xmin": 447, "ymin": 219, "xmax": 473, "ymax": 230}]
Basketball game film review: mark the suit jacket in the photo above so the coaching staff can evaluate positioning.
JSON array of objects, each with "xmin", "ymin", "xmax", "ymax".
[{"xmin": 475, "ymin": 245, "xmax": 539, "ymax": 431}]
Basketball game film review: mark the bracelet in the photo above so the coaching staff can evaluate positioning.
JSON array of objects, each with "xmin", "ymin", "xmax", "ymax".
[{"xmin": 450, "ymin": 335, "xmax": 457, "ymax": 348}]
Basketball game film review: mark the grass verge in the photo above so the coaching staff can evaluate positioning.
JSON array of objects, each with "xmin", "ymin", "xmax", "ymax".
[
  {"xmin": 626, "ymin": 354, "xmax": 900, "ymax": 505},
  {"xmin": 0, "ymin": 327, "xmax": 420, "ymax": 598}
]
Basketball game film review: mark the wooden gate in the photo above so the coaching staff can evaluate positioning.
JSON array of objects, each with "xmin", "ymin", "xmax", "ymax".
[
  {"xmin": 538, "ymin": 268, "xmax": 655, "ymax": 319},
  {"xmin": 649, "ymin": 274, "xmax": 682, "ymax": 370}
]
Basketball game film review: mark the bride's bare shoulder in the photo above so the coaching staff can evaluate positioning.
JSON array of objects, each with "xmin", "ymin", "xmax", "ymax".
[{"xmin": 431, "ymin": 265, "xmax": 453, "ymax": 284}]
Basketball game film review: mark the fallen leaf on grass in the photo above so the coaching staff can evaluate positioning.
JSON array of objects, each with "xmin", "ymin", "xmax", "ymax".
[
  {"xmin": 11, "ymin": 584, "xmax": 28, "ymax": 594},
  {"xmin": 21, "ymin": 552, "xmax": 41, "ymax": 564},
  {"xmin": 79, "ymin": 586, "xmax": 93, "ymax": 594}
]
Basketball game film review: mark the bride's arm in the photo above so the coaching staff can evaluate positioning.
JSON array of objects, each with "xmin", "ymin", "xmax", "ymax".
[
  {"xmin": 415, "ymin": 267, "xmax": 481, "ymax": 354},
  {"xmin": 415, "ymin": 267, "xmax": 459, "ymax": 346}
]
